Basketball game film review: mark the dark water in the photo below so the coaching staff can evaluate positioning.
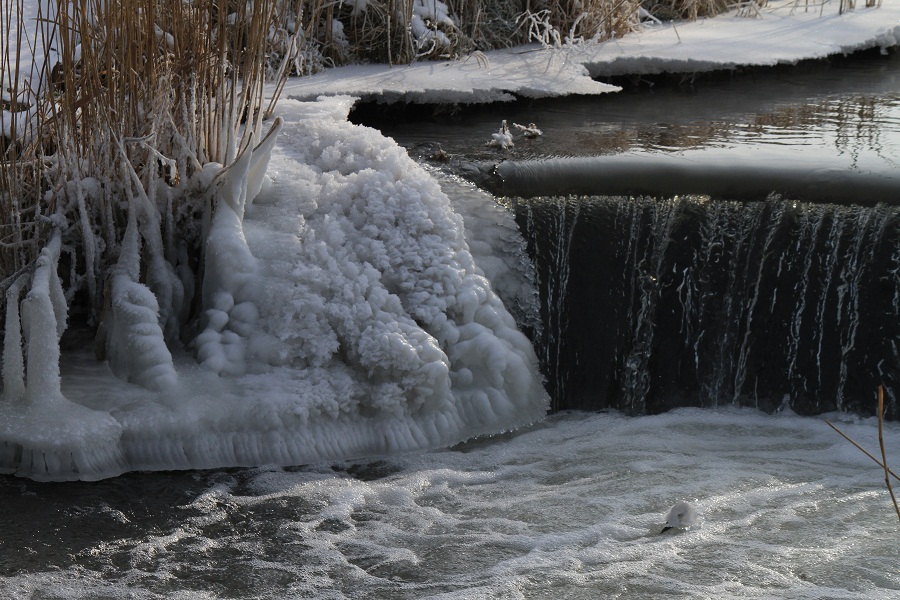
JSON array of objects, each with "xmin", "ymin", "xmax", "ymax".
[
  {"xmin": 365, "ymin": 48, "xmax": 900, "ymax": 419},
  {"xmin": 361, "ymin": 49, "xmax": 900, "ymax": 168}
]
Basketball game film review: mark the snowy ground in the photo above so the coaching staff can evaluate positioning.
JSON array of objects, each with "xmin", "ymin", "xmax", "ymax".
[{"xmin": 281, "ymin": 2, "xmax": 900, "ymax": 104}]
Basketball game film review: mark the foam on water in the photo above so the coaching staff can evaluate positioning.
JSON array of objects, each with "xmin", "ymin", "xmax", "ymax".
[{"xmin": 2, "ymin": 409, "xmax": 897, "ymax": 599}]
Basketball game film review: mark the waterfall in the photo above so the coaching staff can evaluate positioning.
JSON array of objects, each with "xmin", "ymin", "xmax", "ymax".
[{"xmin": 512, "ymin": 194, "xmax": 900, "ymax": 418}]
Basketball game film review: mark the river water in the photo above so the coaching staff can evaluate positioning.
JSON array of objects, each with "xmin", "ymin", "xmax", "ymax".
[
  {"xmin": 375, "ymin": 48, "xmax": 900, "ymax": 419},
  {"xmin": 2, "ymin": 51, "xmax": 900, "ymax": 599}
]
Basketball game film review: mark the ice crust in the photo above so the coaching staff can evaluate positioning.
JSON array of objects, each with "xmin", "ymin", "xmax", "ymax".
[
  {"xmin": 0, "ymin": 97, "xmax": 548, "ymax": 480},
  {"xmin": 281, "ymin": 2, "xmax": 900, "ymax": 104}
]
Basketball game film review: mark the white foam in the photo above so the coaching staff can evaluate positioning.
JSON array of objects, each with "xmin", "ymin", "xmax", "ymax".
[{"xmin": 7, "ymin": 409, "xmax": 893, "ymax": 597}]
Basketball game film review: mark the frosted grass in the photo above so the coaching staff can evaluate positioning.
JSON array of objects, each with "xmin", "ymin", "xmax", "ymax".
[{"xmin": 2, "ymin": 409, "xmax": 897, "ymax": 599}]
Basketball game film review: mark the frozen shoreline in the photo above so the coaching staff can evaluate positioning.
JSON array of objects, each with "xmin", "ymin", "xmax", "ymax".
[{"xmin": 280, "ymin": 2, "xmax": 900, "ymax": 105}]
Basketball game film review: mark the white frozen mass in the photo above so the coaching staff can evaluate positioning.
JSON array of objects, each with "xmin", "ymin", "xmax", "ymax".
[
  {"xmin": 0, "ymin": 97, "xmax": 549, "ymax": 480},
  {"xmin": 661, "ymin": 501, "xmax": 699, "ymax": 533}
]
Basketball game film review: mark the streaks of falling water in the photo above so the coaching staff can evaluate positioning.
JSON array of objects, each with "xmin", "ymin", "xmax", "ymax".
[
  {"xmin": 618, "ymin": 196, "xmax": 678, "ymax": 414},
  {"xmin": 519, "ymin": 197, "xmax": 581, "ymax": 410},
  {"xmin": 513, "ymin": 194, "xmax": 900, "ymax": 418}
]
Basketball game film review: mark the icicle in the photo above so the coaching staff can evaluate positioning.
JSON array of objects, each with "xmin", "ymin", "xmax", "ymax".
[
  {"xmin": 2, "ymin": 275, "xmax": 27, "ymax": 403},
  {"xmin": 20, "ymin": 229, "xmax": 66, "ymax": 405},
  {"xmin": 103, "ymin": 206, "xmax": 177, "ymax": 391},
  {"xmin": 72, "ymin": 179, "xmax": 98, "ymax": 309}
]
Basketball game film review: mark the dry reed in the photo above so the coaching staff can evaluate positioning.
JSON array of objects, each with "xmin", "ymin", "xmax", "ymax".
[
  {"xmin": 1, "ymin": 0, "xmax": 301, "ymax": 329},
  {"xmin": 826, "ymin": 386, "xmax": 900, "ymax": 522}
]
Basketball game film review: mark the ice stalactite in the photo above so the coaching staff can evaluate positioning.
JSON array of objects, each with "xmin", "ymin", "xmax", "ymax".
[
  {"xmin": 0, "ymin": 229, "xmax": 126, "ymax": 480},
  {"xmin": 20, "ymin": 230, "xmax": 67, "ymax": 405},
  {"xmin": 102, "ymin": 207, "xmax": 178, "ymax": 392},
  {"xmin": 2, "ymin": 276, "xmax": 27, "ymax": 404},
  {"xmin": 196, "ymin": 119, "xmax": 283, "ymax": 376}
]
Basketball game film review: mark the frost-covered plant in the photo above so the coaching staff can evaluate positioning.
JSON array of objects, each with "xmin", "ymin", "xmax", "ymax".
[
  {"xmin": 513, "ymin": 122, "xmax": 542, "ymax": 138},
  {"xmin": 1, "ymin": 0, "xmax": 295, "ymax": 400},
  {"xmin": 640, "ymin": 0, "xmax": 731, "ymax": 21},
  {"xmin": 516, "ymin": 9, "xmax": 564, "ymax": 48},
  {"xmin": 515, "ymin": 1, "xmax": 644, "ymax": 49},
  {"xmin": 488, "ymin": 120, "xmax": 515, "ymax": 149},
  {"xmin": 407, "ymin": 0, "xmax": 458, "ymax": 57},
  {"xmin": 256, "ymin": 0, "xmax": 652, "ymax": 69}
]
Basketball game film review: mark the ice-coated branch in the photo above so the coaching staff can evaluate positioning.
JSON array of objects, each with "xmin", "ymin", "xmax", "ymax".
[
  {"xmin": 116, "ymin": 137, "xmax": 186, "ymax": 342},
  {"xmin": 101, "ymin": 207, "xmax": 177, "ymax": 391},
  {"xmin": 2, "ymin": 275, "xmax": 28, "ymax": 404},
  {"xmin": 19, "ymin": 229, "xmax": 67, "ymax": 406},
  {"xmin": 196, "ymin": 137, "xmax": 258, "ymax": 376}
]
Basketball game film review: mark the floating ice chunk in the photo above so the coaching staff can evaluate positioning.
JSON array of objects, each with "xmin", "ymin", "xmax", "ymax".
[
  {"xmin": 661, "ymin": 501, "xmax": 699, "ymax": 533},
  {"xmin": 488, "ymin": 120, "xmax": 514, "ymax": 149},
  {"xmin": 513, "ymin": 122, "xmax": 542, "ymax": 138}
]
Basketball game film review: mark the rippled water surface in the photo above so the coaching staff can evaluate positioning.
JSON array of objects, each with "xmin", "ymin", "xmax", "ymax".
[
  {"xmin": 370, "ymin": 49, "xmax": 900, "ymax": 177},
  {"xmin": 1, "ymin": 410, "xmax": 898, "ymax": 599}
]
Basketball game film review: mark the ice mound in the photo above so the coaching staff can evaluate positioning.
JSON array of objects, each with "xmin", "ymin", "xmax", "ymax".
[{"xmin": 0, "ymin": 97, "xmax": 548, "ymax": 480}]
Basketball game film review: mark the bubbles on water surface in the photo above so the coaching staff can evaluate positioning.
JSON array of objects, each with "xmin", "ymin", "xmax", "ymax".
[{"xmin": 2, "ymin": 410, "xmax": 898, "ymax": 599}]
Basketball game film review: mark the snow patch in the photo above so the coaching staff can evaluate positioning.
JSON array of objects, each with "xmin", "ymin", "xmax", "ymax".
[{"xmin": 280, "ymin": 2, "xmax": 900, "ymax": 104}]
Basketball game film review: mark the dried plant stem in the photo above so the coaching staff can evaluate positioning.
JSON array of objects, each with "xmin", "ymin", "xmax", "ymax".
[
  {"xmin": 826, "ymin": 385, "xmax": 900, "ymax": 522},
  {"xmin": 877, "ymin": 386, "xmax": 900, "ymax": 521},
  {"xmin": 825, "ymin": 419, "xmax": 900, "ymax": 482}
]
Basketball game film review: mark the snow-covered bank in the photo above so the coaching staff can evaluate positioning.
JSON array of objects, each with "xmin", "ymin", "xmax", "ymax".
[
  {"xmin": 0, "ymin": 97, "xmax": 548, "ymax": 481},
  {"xmin": 281, "ymin": 2, "xmax": 900, "ymax": 104}
]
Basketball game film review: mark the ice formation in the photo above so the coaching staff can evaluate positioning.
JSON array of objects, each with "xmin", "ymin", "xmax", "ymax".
[
  {"xmin": 488, "ymin": 120, "xmax": 514, "ymax": 150},
  {"xmin": 661, "ymin": 501, "xmax": 699, "ymax": 533},
  {"xmin": 0, "ymin": 97, "xmax": 548, "ymax": 481}
]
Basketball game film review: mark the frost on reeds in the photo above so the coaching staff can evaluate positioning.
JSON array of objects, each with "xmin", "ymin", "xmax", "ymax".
[
  {"xmin": 0, "ymin": 0, "xmax": 297, "ymax": 432},
  {"xmin": 268, "ymin": 0, "xmax": 734, "ymax": 67}
]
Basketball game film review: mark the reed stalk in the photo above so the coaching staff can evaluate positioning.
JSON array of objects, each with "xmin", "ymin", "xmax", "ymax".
[
  {"xmin": 826, "ymin": 386, "xmax": 900, "ymax": 522},
  {"xmin": 876, "ymin": 386, "xmax": 900, "ymax": 521},
  {"xmin": 2, "ymin": 0, "xmax": 301, "ymax": 329}
]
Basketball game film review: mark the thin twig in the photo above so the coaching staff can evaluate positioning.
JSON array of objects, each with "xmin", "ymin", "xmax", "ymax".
[
  {"xmin": 877, "ymin": 386, "xmax": 900, "ymax": 521},
  {"xmin": 824, "ymin": 419, "xmax": 900, "ymax": 482}
]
